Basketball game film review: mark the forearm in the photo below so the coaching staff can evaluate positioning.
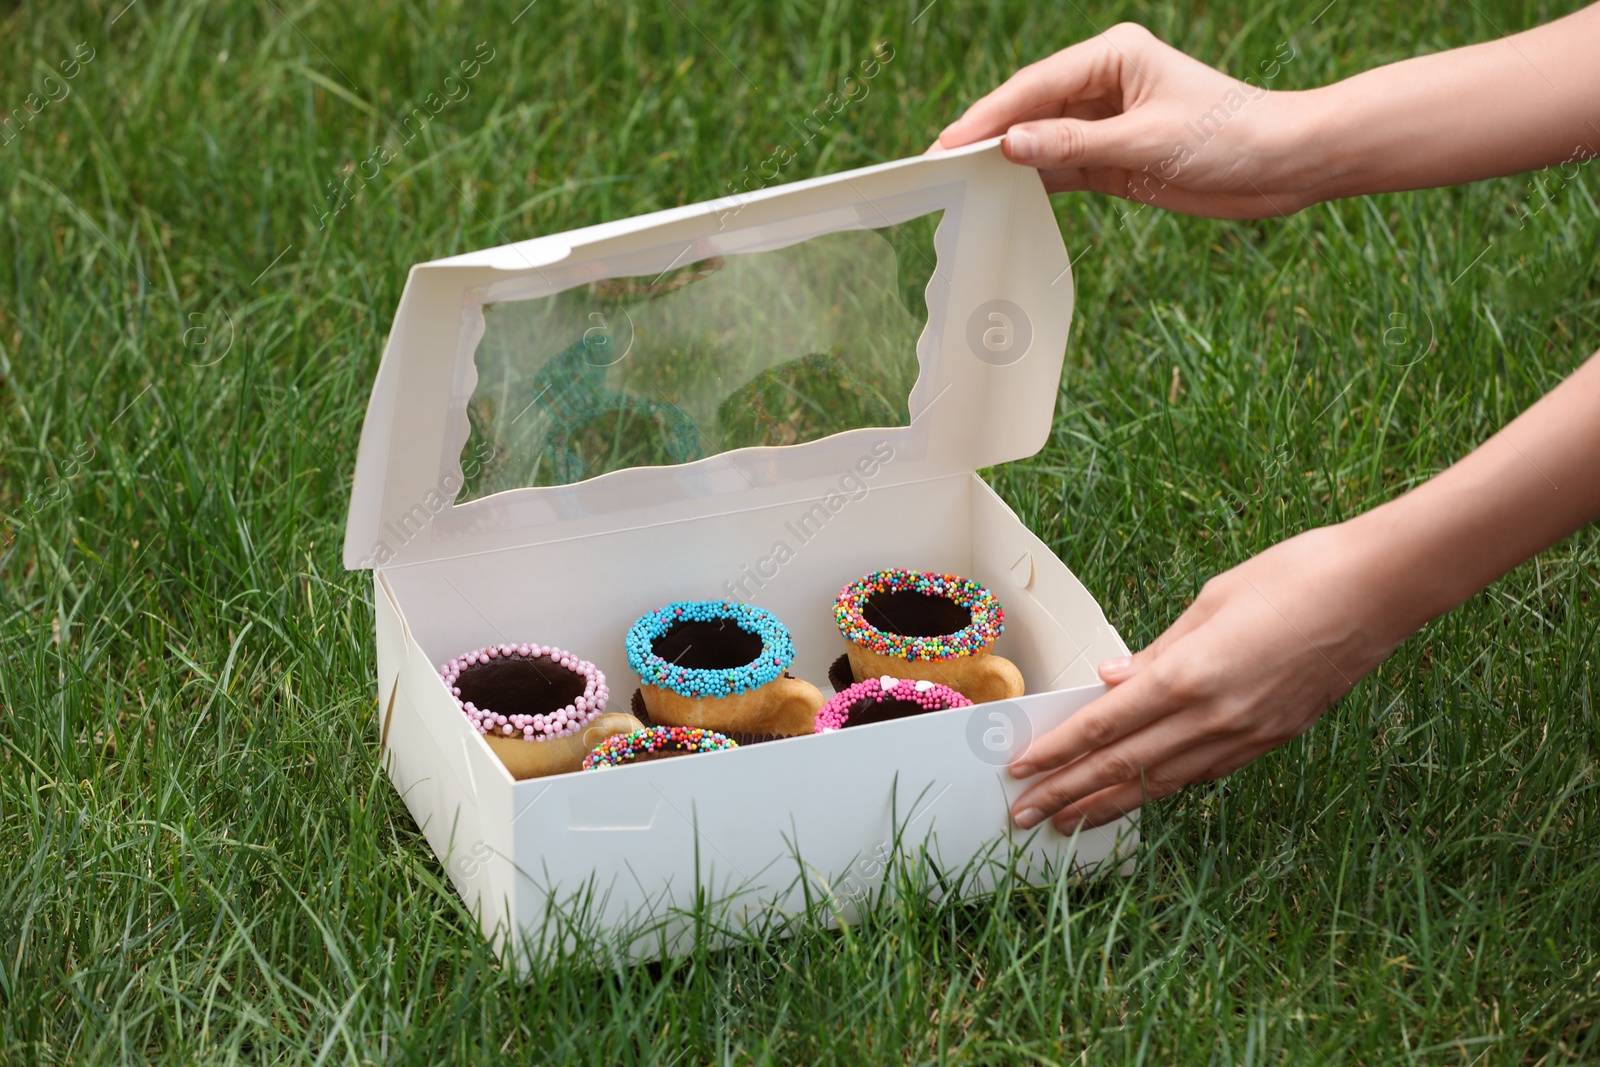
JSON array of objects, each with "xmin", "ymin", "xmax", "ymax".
[
  {"xmin": 1351, "ymin": 351, "xmax": 1600, "ymax": 638},
  {"xmin": 1291, "ymin": 3, "xmax": 1600, "ymax": 203}
]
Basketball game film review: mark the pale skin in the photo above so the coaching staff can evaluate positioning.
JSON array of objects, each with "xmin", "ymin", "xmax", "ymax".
[{"xmin": 933, "ymin": 7, "xmax": 1600, "ymax": 832}]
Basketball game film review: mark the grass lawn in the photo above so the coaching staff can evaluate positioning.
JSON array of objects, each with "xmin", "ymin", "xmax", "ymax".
[{"xmin": 3, "ymin": 0, "xmax": 1598, "ymax": 1062}]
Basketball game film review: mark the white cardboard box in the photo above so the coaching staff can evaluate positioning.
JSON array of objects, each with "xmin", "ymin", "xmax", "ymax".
[{"xmin": 343, "ymin": 138, "xmax": 1135, "ymax": 967}]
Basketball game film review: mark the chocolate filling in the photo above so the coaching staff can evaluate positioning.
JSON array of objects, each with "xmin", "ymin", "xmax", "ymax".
[
  {"xmin": 864, "ymin": 589, "xmax": 972, "ymax": 638},
  {"xmin": 455, "ymin": 656, "xmax": 587, "ymax": 720},
  {"xmin": 843, "ymin": 697, "xmax": 933, "ymax": 728},
  {"xmin": 651, "ymin": 618, "xmax": 763, "ymax": 670}
]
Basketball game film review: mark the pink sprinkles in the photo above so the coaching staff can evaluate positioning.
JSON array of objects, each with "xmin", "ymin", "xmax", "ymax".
[
  {"xmin": 814, "ymin": 675, "xmax": 972, "ymax": 732},
  {"xmin": 439, "ymin": 643, "xmax": 608, "ymax": 743}
]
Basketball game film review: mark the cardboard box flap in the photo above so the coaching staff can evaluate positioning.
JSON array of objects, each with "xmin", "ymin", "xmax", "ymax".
[{"xmin": 344, "ymin": 138, "xmax": 1073, "ymax": 570}]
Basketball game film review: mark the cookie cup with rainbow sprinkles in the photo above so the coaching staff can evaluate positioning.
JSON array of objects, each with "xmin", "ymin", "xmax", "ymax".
[
  {"xmin": 442, "ymin": 643, "xmax": 642, "ymax": 780},
  {"xmin": 627, "ymin": 600, "xmax": 825, "ymax": 738},
  {"xmin": 834, "ymin": 569, "xmax": 1025, "ymax": 704},
  {"xmin": 582, "ymin": 726, "xmax": 738, "ymax": 770}
]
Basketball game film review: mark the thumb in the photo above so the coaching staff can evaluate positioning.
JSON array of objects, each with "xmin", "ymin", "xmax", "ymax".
[{"xmin": 1003, "ymin": 115, "xmax": 1148, "ymax": 172}]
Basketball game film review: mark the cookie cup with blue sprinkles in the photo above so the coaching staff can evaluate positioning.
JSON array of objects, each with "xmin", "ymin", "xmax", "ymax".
[
  {"xmin": 833, "ymin": 569, "xmax": 1025, "ymax": 704},
  {"xmin": 627, "ymin": 600, "xmax": 825, "ymax": 737}
]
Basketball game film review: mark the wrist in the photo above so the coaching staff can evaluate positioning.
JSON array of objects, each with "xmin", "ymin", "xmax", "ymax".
[
  {"xmin": 1282, "ymin": 512, "xmax": 1431, "ymax": 661},
  {"xmin": 1332, "ymin": 496, "xmax": 1469, "ymax": 643},
  {"xmin": 1263, "ymin": 84, "xmax": 1356, "ymax": 207}
]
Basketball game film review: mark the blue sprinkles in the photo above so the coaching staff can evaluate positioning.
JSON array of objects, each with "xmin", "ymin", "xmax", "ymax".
[{"xmin": 626, "ymin": 600, "xmax": 794, "ymax": 699}]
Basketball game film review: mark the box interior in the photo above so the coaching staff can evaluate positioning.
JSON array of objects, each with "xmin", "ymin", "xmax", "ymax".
[{"xmin": 384, "ymin": 472, "xmax": 1125, "ymax": 778}]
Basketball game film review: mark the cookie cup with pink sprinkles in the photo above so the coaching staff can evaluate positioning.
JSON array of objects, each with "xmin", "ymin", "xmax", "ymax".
[
  {"xmin": 441, "ymin": 642, "xmax": 642, "ymax": 780},
  {"xmin": 815, "ymin": 675, "xmax": 973, "ymax": 732}
]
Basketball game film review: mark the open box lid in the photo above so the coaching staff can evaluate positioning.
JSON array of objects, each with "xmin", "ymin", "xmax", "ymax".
[{"xmin": 343, "ymin": 138, "xmax": 1073, "ymax": 570}]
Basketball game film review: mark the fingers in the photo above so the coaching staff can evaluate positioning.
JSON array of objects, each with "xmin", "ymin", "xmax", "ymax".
[
  {"xmin": 1009, "ymin": 701, "xmax": 1236, "ymax": 825},
  {"xmin": 1096, "ymin": 585, "xmax": 1221, "ymax": 685},
  {"xmin": 939, "ymin": 28, "xmax": 1143, "ymax": 147},
  {"xmin": 1097, "ymin": 655, "xmax": 1137, "ymax": 684},
  {"xmin": 1095, "ymin": 629, "xmax": 1168, "ymax": 685},
  {"xmin": 1058, "ymin": 609, "xmax": 1216, "ymax": 756},
  {"xmin": 1002, "ymin": 115, "xmax": 1153, "ymax": 173},
  {"xmin": 1029, "ymin": 737, "xmax": 1252, "ymax": 831},
  {"xmin": 1095, "ymin": 639, "xmax": 1162, "ymax": 684},
  {"xmin": 1013, "ymin": 589, "xmax": 1231, "ymax": 778},
  {"xmin": 1007, "ymin": 663, "xmax": 1181, "ymax": 779}
]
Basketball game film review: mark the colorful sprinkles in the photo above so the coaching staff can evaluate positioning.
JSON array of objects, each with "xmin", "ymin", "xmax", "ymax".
[
  {"xmin": 626, "ymin": 600, "xmax": 794, "ymax": 698},
  {"xmin": 815, "ymin": 675, "xmax": 972, "ymax": 732},
  {"xmin": 834, "ymin": 569, "xmax": 1005, "ymax": 661},
  {"xmin": 439, "ymin": 644, "xmax": 608, "ymax": 742},
  {"xmin": 581, "ymin": 726, "xmax": 738, "ymax": 769}
]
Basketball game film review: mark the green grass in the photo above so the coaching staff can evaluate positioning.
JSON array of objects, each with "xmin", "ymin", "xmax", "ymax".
[{"xmin": 2, "ymin": 0, "xmax": 1598, "ymax": 1062}]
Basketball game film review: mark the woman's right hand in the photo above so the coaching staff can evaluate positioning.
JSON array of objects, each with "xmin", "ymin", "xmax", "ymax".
[{"xmin": 933, "ymin": 23, "xmax": 1326, "ymax": 219}]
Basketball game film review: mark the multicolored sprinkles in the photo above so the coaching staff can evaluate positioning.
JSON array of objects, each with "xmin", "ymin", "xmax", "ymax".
[
  {"xmin": 834, "ymin": 568, "xmax": 1005, "ymax": 662},
  {"xmin": 815, "ymin": 675, "xmax": 972, "ymax": 732},
  {"xmin": 626, "ymin": 600, "xmax": 794, "ymax": 698},
  {"xmin": 581, "ymin": 726, "xmax": 738, "ymax": 769}
]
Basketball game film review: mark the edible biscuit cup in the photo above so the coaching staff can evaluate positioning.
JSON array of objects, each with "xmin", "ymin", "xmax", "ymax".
[
  {"xmin": 442, "ymin": 643, "xmax": 643, "ymax": 780},
  {"xmin": 833, "ymin": 569, "xmax": 1025, "ymax": 705},
  {"xmin": 627, "ymin": 600, "xmax": 824, "ymax": 738}
]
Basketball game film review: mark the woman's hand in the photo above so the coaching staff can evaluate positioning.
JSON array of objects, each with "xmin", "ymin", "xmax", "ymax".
[
  {"xmin": 1010, "ymin": 345, "xmax": 1600, "ymax": 833},
  {"xmin": 936, "ymin": 11, "xmax": 1600, "ymax": 212},
  {"xmin": 1009, "ymin": 524, "xmax": 1411, "ymax": 831},
  {"xmin": 934, "ymin": 23, "xmax": 1325, "ymax": 218},
  {"xmin": 953, "ymin": 16, "xmax": 1600, "ymax": 830}
]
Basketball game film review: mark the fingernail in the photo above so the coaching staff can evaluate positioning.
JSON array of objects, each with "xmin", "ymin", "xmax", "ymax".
[
  {"xmin": 1100, "ymin": 656, "xmax": 1133, "ymax": 678},
  {"xmin": 1013, "ymin": 807, "xmax": 1044, "ymax": 829},
  {"xmin": 1005, "ymin": 127, "xmax": 1038, "ymax": 160},
  {"xmin": 1008, "ymin": 762, "xmax": 1035, "ymax": 779}
]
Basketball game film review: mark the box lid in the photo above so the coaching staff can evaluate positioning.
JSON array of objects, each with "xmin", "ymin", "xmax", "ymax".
[{"xmin": 344, "ymin": 138, "xmax": 1073, "ymax": 569}]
